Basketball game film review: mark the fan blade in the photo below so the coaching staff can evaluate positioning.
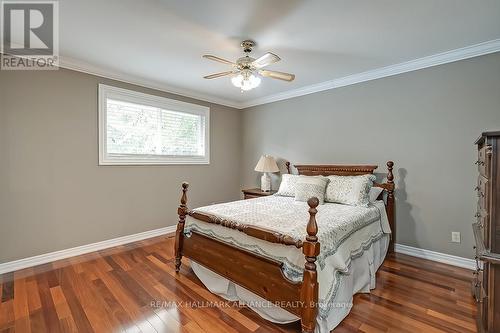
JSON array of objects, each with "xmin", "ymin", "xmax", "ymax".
[
  {"xmin": 259, "ymin": 70, "xmax": 295, "ymax": 82},
  {"xmin": 203, "ymin": 71, "xmax": 234, "ymax": 79},
  {"xmin": 202, "ymin": 55, "xmax": 235, "ymax": 65},
  {"xmin": 252, "ymin": 52, "xmax": 281, "ymax": 68}
]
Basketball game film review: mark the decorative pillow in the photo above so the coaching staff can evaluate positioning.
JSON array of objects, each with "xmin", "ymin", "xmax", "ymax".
[
  {"xmin": 325, "ymin": 174, "xmax": 376, "ymax": 207},
  {"xmin": 294, "ymin": 176, "xmax": 329, "ymax": 205},
  {"xmin": 276, "ymin": 174, "xmax": 301, "ymax": 197},
  {"xmin": 369, "ymin": 186, "xmax": 384, "ymax": 203}
]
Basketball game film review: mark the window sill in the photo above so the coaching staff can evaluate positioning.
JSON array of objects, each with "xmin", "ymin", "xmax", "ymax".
[{"xmin": 98, "ymin": 157, "xmax": 210, "ymax": 166}]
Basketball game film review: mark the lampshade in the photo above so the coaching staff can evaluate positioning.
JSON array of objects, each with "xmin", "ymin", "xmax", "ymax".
[{"xmin": 254, "ymin": 155, "xmax": 279, "ymax": 173}]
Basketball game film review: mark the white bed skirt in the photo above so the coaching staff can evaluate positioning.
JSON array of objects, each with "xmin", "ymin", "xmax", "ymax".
[{"xmin": 190, "ymin": 234, "xmax": 389, "ymax": 333}]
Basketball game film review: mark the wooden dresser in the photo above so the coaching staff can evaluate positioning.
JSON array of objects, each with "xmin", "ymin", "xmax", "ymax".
[{"xmin": 473, "ymin": 131, "xmax": 500, "ymax": 332}]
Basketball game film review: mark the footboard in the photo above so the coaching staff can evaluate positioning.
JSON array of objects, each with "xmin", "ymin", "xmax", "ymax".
[
  {"xmin": 174, "ymin": 183, "xmax": 320, "ymax": 333},
  {"xmin": 183, "ymin": 231, "xmax": 303, "ymax": 316}
]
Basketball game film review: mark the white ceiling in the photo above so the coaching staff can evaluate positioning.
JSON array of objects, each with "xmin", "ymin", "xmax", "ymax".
[{"xmin": 58, "ymin": 0, "xmax": 500, "ymax": 107}]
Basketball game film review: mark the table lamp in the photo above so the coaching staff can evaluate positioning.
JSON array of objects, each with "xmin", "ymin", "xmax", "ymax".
[{"xmin": 254, "ymin": 155, "xmax": 279, "ymax": 192}]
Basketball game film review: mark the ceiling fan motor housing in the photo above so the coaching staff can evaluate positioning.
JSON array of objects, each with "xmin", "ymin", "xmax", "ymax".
[
  {"xmin": 241, "ymin": 40, "xmax": 256, "ymax": 53},
  {"xmin": 236, "ymin": 56, "xmax": 255, "ymax": 71}
]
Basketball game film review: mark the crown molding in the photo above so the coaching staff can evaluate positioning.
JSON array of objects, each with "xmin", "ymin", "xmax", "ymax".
[
  {"xmin": 58, "ymin": 56, "xmax": 242, "ymax": 109},
  {"xmin": 239, "ymin": 38, "xmax": 500, "ymax": 108},
  {"xmin": 20, "ymin": 38, "xmax": 499, "ymax": 109}
]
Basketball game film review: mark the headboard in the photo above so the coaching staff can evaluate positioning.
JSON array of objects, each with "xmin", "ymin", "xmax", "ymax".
[
  {"xmin": 291, "ymin": 164, "xmax": 378, "ymax": 176},
  {"xmin": 285, "ymin": 161, "xmax": 396, "ymax": 252}
]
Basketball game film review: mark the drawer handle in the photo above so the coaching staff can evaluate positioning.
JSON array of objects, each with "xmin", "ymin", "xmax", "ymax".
[
  {"xmin": 475, "ymin": 160, "xmax": 485, "ymax": 166},
  {"xmin": 475, "ymin": 212, "xmax": 481, "ymax": 217},
  {"xmin": 474, "ymin": 186, "xmax": 480, "ymax": 191},
  {"xmin": 476, "ymin": 290, "xmax": 486, "ymax": 304}
]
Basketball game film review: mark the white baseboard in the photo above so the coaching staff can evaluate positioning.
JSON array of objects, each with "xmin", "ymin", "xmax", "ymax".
[
  {"xmin": 395, "ymin": 243, "xmax": 475, "ymax": 270},
  {"xmin": 0, "ymin": 225, "xmax": 177, "ymax": 275}
]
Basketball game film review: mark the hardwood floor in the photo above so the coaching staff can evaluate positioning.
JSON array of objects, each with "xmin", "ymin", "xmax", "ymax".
[{"xmin": 0, "ymin": 235, "xmax": 477, "ymax": 333}]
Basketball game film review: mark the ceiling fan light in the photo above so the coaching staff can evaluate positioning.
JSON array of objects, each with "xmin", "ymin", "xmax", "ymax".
[
  {"xmin": 249, "ymin": 74, "xmax": 261, "ymax": 88},
  {"xmin": 231, "ymin": 74, "xmax": 244, "ymax": 87},
  {"xmin": 231, "ymin": 72, "xmax": 260, "ymax": 91},
  {"xmin": 240, "ymin": 78, "xmax": 253, "ymax": 91}
]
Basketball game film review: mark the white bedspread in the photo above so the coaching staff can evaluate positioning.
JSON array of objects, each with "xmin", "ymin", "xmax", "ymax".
[{"xmin": 184, "ymin": 195, "xmax": 391, "ymax": 320}]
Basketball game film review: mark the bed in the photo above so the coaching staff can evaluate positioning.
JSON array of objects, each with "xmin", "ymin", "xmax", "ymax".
[{"xmin": 174, "ymin": 162, "xmax": 395, "ymax": 333}]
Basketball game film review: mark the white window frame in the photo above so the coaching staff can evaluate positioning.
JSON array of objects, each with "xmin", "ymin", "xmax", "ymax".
[{"xmin": 98, "ymin": 84, "xmax": 210, "ymax": 165}]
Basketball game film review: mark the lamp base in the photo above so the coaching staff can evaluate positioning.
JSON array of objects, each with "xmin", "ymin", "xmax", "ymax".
[{"xmin": 260, "ymin": 173, "xmax": 271, "ymax": 192}]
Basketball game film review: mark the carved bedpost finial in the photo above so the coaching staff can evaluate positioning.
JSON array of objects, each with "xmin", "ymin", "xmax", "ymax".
[
  {"xmin": 387, "ymin": 161, "xmax": 394, "ymax": 184},
  {"xmin": 181, "ymin": 182, "xmax": 189, "ymax": 206},
  {"xmin": 285, "ymin": 161, "xmax": 291, "ymax": 174},
  {"xmin": 306, "ymin": 197, "xmax": 319, "ymax": 241},
  {"xmin": 301, "ymin": 196, "xmax": 320, "ymax": 333},
  {"xmin": 175, "ymin": 182, "xmax": 189, "ymax": 272}
]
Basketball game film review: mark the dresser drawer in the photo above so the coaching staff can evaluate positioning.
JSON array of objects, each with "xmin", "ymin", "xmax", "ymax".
[
  {"xmin": 477, "ymin": 175, "xmax": 489, "ymax": 210},
  {"xmin": 472, "ymin": 270, "xmax": 486, "ymax": 302},
  {"xmin": 477, "ymin": 146, "xmax": 492, "ymax": 177},
  {"xmin": 476, "ymin": 204, "xmax": 489, "ymax": 234},
  {"xmin": 478, "ymin": 216, "xmax": 490, "ymax": 246},
  {"xmin": 476, "ymin": 205, "xmax": 488, "ymax": 224},
  {"xmin": 476, "ymin": 286, "xmax": 489, "ymax": 333}
]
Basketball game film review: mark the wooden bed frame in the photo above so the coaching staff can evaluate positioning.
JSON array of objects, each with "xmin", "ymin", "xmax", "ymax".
[{"xmin": 174, "ymin": 161, "xmax": 395, "ymax": 333}]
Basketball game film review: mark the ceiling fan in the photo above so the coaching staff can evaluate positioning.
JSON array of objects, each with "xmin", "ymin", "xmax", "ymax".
[{"xmin": 202, "ymin": 40, "xmax": 295, "ymax": 92}]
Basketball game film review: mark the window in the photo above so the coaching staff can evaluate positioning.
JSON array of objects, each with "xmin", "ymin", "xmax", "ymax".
[{"xmin": 98, "ymin": 84, "xmax": 209, "ymax": 165}]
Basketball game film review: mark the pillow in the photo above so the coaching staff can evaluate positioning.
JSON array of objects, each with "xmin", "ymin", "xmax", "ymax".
[
  {"xmin": 325, "ymin": 174, "xmax": 376, "ymax": 207},
  {"xmin": 369, "ymin": 186, "xmax": 384, "ymax": 203},
  {"xmin": 276, "ymin": 174, "xmax": 300, "ymax": 197},
  {"xmin": 294, "ymin": 176, "xmax": 329, "ymax": 204}
]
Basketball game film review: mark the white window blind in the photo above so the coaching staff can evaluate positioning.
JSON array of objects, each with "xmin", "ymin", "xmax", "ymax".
[{"xmin": 98, "ymin": 85, "xmax": 209, "ymax": 165}]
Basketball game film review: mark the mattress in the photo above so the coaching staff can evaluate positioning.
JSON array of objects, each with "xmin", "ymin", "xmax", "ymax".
[{"xmin": 184, "ymin": 195, "xmax": 391, "ymax": 320}]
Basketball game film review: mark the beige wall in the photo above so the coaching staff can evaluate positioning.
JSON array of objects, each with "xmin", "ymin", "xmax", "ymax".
[
  {"xmin": 0, "ymin": 68, "xmax": 242, "ymax": 263},
  {"xmin": 241, "ymin": 53, "xmax": 500, "ymax": 259}
]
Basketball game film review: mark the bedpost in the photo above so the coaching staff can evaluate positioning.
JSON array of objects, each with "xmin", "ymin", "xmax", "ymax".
[
  {"xmin": 175, "ymin": 182, "xmax": 189, "ymax": 272},
  {"xmin": 285, "ymin": 161, "xmax": 291, "ymax": 174},
  {"xmin": 386, "ymin": 161, "xmax": 395, "ymax": 253},
  {"xmin": 300, "ymin": 197, "xmax": 320, "ymax": 333}
]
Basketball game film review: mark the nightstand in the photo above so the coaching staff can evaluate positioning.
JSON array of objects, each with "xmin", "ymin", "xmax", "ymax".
[{"xmin": 242, "ymin": 188, "xmax": 277, "ymax": 199}]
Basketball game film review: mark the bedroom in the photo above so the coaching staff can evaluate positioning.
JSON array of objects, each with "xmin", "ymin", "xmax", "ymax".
[{"xmin": 1, "ymin": 1, "xmax": 500, "ymax": 332}]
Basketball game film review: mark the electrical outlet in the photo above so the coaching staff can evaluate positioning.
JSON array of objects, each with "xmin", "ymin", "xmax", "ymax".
[{"xmin": 451, "ymin": 232, "xmax": 461, "ymax": 243}]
